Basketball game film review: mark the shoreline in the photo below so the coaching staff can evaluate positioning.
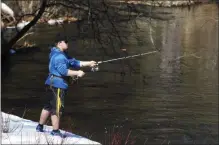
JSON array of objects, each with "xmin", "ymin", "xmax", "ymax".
[
  {"xmin": 1, "ymin": 112, "xmax": 101, "ymax": 144},
  {"xmin": 117, "ymin": 0, "xmax": 210, "ymax": 7}
]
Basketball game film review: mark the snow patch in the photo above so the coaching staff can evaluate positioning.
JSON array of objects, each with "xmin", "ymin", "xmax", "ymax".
[{"xmin": 1, "ymin": 112, "xmax": 101, "ymax": 144}]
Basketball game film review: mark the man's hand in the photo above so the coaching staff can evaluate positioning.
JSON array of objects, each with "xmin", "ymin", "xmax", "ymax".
[
  {"xmin": 77, "ymin": 70, "xmax": 85, "ymax": 77},
  {"xmin": 89, "ymin": 61, "xmax": 97, "ymax": 67}
]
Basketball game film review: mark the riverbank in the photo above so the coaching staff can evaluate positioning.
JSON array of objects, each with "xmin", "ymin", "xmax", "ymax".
[
  {"xmin": 119, "ymin": 0, "xmax": 211, "ymax": 7},
  {"xmin": 1, "ymin": 112, "xmax": 101, "ymax": 144},
  {"xmin": 2, "ymin": 0, "xmax": 212, "ymax": 29}
]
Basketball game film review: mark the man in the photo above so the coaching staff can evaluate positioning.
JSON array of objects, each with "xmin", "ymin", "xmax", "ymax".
[{"xmin": 36, "ymin": 33, "xmax": 97, "ymax": 137}]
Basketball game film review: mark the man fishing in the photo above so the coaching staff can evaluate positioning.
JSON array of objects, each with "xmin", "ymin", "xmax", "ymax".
[{"xmin": 36, "ymin": 33, "xmax": 97, "ymax": 137}]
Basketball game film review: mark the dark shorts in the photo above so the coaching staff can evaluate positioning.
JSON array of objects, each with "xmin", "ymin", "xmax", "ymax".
[{"xmin": 43, "ymin": 86, "xmax": 67, "ymax": 116}]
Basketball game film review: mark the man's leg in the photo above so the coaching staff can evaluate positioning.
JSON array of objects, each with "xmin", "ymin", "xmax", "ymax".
[
  {"xmin": 51, "ymin": 87, "xmax": 65, "ymax": 130},
  {"xmin": 39, "ymin": 109, "xmax": 50, "ymax": 125},
  {"xmin": 36, "ymin": 109, "xmax": 50, "ymax": 132},
  {"xmin": 36, "ymin": 86, "xmax": 52, "ymax": 132},
  {"xmin": 51, "ymin": 114, "xmax": 60, "ymax": 130},
  {"xmin": 50, "ymin": 87, "xmax": 66, "ymax": 137}
]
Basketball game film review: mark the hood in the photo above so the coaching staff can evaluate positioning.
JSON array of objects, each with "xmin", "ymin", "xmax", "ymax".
[{"xmin": 49, "ymin": 47, "xmax": 62, "ymax": 59}]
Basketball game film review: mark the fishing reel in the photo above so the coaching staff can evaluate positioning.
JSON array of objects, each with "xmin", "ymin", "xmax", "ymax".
[
  {"xmin": 91, "ymin": 65, "xmax": 99, "ymax": 72},
  {"xmin": 70, "ymin": 76, "xmax": 79, "ymax": 84}
]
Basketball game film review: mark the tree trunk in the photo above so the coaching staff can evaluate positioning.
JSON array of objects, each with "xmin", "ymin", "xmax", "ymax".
[{"xmin": 2, "ymin": 0, "xmax": 48, "ymax": 78}]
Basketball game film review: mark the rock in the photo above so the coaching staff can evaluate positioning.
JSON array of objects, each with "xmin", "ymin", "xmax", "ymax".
[
  {"xmin": 10, "ymin": 49, "xmax": 16, "ymax": 54},
  {"xmin": 119, "ymin": 0, "xmax": 197, "ymax": 7},
  {"xmin": 1, "ymin": 2, "xmax": 14, "ymax": 18},
  {"xmin": 47, "ymin": 19, "xmax": 64, "ymax": 25},
  {"xmin": 17, "ymin": 21, "xmax": 30, "ymax": 31}
]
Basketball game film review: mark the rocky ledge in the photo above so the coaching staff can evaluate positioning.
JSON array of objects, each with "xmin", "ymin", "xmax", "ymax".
[{"xmin": 119, "ymin": 0, "xmax": 209, "ymax": 7}]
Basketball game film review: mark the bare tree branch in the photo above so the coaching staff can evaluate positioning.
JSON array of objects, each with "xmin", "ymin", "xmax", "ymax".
[{"xmin": 4, "ymin": 0, "xmax": 47, "ymax": 50}]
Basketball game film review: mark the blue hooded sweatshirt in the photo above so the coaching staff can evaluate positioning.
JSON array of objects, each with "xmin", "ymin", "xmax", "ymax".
[{"xmin": 45, "ymin": 47, "xmax": 80, "ymax": 89}]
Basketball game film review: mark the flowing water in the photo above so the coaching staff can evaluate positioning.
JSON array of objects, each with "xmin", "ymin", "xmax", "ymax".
[{"xmin": 2, "ymin": 4, "xmax": 218, "ymax": 144}]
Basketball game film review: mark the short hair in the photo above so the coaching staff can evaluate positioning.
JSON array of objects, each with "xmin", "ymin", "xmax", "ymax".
[{"xmin": 54, "ymin": 33, "xmax": 68, "ymax": 44}]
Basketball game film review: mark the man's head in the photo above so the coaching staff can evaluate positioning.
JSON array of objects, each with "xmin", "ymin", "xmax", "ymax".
[{"xmin": 55, "ymin": 33, "xmax": 68, "ymax": 51}]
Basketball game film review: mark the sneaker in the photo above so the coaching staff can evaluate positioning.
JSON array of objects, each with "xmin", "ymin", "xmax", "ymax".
[
  {"xmin": 36, "ymin": 124, "xmax": 44, "ymax": 132},
  {"xmin": 50, "ymin": 130, "xmax": 66, "ymax": 138}
]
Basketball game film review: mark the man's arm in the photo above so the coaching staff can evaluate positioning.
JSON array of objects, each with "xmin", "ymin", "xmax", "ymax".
[
  {"xmin": 68, "ymin": 58, "xmax": 97, "ymax": 68},
  {"xmin": 66, "ymin": 53, "xmax": 97, "ymax": 68},
  {"xmin": 55, "ymin": 56, "xmax": 84, "ymax": 77},
  {"xmin": 68, "ymin": 58, "xmax": 81, "ymax": 69},
  {"xmin": 80, "ymin": 61, "xmax": 96, "ymax": 67},
  {"xmin": 67, "ymin": 69, "xmax": 85, "ymax": 77}
]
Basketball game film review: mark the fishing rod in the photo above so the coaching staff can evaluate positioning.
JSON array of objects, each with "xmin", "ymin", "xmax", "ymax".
[
  {"xmin": 71, "ymin": 50, "xmax": 158, "ymax": 82},
  {"xmin": 91, "ymin": 50, "xmax": 158, "ymax": 72}
]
